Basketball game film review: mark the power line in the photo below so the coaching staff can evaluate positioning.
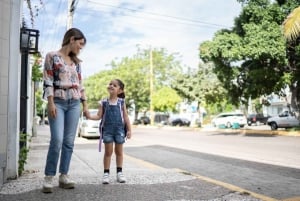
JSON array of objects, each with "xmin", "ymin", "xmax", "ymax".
[
  {"xmin": 36, "ymin": 0, "xmax": 66, "ymax": 53},
  {"xmin": 86, "ymin": 0, "xmax": 230, "ymax": 29},
  {"xmin": 75, "ymin": 9, "xmax": 222, "ymax": 31}
]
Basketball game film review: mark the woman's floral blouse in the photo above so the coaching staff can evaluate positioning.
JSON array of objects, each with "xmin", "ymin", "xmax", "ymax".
[{"xmin": 43, "ymin": 51, "xmax": 87, "ymax": 101}]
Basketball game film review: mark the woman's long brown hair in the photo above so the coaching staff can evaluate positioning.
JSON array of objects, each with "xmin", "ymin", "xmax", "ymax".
[{"xmin": 61, "ymin": 28, "xmax": 86, "ymax": 64}]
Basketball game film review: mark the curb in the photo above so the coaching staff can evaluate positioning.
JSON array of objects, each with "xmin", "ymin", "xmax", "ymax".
[{"xmin": 134, "ymin": 124, "xmax": 300, "ymax": 137}]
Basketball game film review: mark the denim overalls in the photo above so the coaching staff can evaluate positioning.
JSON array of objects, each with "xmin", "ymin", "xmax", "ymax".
[{"xmin": 101, "ymin": 99, "xmax": 126, "ymax": 145}]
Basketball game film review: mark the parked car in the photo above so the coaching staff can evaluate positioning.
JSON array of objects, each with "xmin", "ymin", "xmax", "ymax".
[
  {"xmin": 247, "ymin": 113, "xmax": 270, "ymax": 126},
  {"xmin": 169, "ymin": 117, "xmax": 191, "ymax": 127},
  {"xmin": 267, "ymin": 111, "xmax": 300, "ymax": 130},
  {"xmin": 211, "ymin": 112, "xmax": 247, "ymax": 128},
  {"xmin": 133, "ymin": 116, "xmax": 151, "ymax": 125},
  {"xmin": 78, "ymin": 109, "xmax": 100, "ymax": 138}
]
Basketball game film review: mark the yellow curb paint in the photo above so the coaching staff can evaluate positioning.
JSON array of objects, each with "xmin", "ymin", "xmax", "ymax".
[
  {"xmin": 242, "ymin": 129, "xmax": 300, "ymax": 136},
  {"xmin": 282, "ymin": 197, "xmax": 300, "ymax": 201},
  {"xmin": 174, "ymin": 168, "xmax": 279, "ymax": 201},
  {"xmin": 124, "ymin": 155, "xmax": 298, "ymax": 201},
  {"xmin": 124, "ymin": 154, "xmax": 165, "ymax": 170}
]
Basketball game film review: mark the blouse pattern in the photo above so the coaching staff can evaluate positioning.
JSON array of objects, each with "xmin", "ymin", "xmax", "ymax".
[{"xmin": 43, "ymin": 51, "xmax": 87, "ymax": 100}]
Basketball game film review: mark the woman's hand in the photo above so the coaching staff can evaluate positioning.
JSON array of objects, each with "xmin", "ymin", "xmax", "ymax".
[
  {"xmin": 83, "ymin": 110, "xmax": 90, "ymax": 119},
  {"xmin": 47, "ymin": 102, "xmax": 56, "ymax": 118}
]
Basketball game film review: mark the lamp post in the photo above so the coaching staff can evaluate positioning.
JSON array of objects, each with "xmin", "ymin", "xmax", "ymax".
[{"xmin": 19, "ymin": 27, "xmax": 39, "ymax": 146}]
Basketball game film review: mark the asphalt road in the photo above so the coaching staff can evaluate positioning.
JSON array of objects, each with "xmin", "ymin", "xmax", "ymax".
[
  {"xmin": 1, "ymin": 125, "xmax": 299, "ymax": 201},
  {"xmin": 121, "ymin": 126, "xmax": 300, "ymax": 200}
]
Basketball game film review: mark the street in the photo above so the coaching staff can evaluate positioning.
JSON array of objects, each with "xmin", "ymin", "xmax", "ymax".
[
  {"xmin": 126, "ymin": 127, "xmax": 300, "ymax": 200},
  {"xmin": 73, "ymin": 126, "xmax": 300, "ymax": 200},
  {"xmin": 0, "ymin": 125, "xmax": 299, "ymax": 201}
]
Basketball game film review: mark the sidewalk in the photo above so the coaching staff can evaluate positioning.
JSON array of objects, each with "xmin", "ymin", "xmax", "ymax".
[{"xmin": 0, "ymin": 125, "xmax": 264, "ymax": 201}]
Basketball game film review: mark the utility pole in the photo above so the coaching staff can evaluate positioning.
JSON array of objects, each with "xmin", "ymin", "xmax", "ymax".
[
  {"xmin": 149, "ymin": 48, "xmax": 154, "ymax": 125},
  {"xmin": 67, "ymin": 0, "xmax": 77, "ymax": 29}
]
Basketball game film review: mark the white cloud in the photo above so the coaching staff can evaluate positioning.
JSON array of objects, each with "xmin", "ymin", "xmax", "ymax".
[{"xmin": 33, "ymin": 0, "xmax": 241, "ymax": 77}]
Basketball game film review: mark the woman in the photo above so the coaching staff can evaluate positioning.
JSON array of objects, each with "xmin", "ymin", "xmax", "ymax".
[{"xmin": 42, "ymin": 28, "xmax": 88, "ymax": 193}]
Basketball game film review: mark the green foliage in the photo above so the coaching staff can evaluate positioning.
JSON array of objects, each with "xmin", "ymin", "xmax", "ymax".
[
  {"xmin": 152, "ymin": 87, "xmax": 182, "ymax": 112},
  {"xmin": 31, "ymin": 53, "xmax": 43, "ymax": 82},
  {"xmin": 199, "ymin": 0, "xmax": 300, "ymax": 109},
  {"xmin": 172, "ymin": 62, "xmax": 234, "ymax": 114},
  {"xmin": 35, "ymin": 89, "xmax": 43, "ymax": 117},
  {"xmin": 83, "ymin": 47, "xmax": 183, "ymax": 118},
  {"xmin": 18, "ymin": 133, "xmax": 30, "ymax": 175}
]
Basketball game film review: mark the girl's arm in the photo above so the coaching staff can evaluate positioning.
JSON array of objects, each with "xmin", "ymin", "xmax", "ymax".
[
  {"xmin": 123, "ymin": 104, "xmax": 132, "ymax": 139},
  {"xmin": 85, "ymin": 103, "xmax": 103, "ymax": 121}
]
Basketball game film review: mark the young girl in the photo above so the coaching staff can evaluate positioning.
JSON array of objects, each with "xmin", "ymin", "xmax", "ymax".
[{"xmin": 85, "ymin": 79, "xmax": 132, "ymax": 184}]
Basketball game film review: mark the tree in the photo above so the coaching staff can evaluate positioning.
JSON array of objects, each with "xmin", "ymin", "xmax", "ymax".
[
  {"xmin": 172, "ymin": 62, "xmax": 233, "ymax": 114},
  {"xmin": 199, "ymin": 0, "xmax": 300, "ymax": 113},
  {"xmin": 152, "ymin": 87, "xmax": 182, "ymax": 112},
  {"xmin": 283, "ymin": 6, "xmax": 300, "ymax": 41},
  {"xmin": 83, "ymin": 46, "xmax": 184, "ymax": 119},
  {"xmin": 282, "ymin": 2, "xmax": 300, "ymax": 114}
]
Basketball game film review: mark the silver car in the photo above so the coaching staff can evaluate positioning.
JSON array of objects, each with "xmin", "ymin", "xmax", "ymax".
[
  {"xmin": 211, "ymin": 112, "xmax": 247, "ymax": 128},
  {"xmin": 78, "ymin": 109, "xmax": 100, "ymax": 138}
]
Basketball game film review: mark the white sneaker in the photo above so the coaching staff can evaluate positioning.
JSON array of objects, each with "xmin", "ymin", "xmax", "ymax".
[
  {"xmin": 59, "ymin": 174, "xmax": 75, "ymax": 189},
  {"xmin": 117, "ymin": 172, "xmax": 126, "ymax": 183},
  {"xmin": 42, "ymin": 176, "xmax": 53, "ymax": 193},
  {"xmin": 102, "ymin": 173, "xmax": 110, "ymax": 184}
]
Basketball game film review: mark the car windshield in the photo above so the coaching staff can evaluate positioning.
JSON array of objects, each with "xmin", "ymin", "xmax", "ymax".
[
  {"xmin": 82, "ymin": 110, "xmax": 98, "ymax": 120},
  {"xmin": 218, "ymin": 113, "xmax": 243, "ymax": 118}
]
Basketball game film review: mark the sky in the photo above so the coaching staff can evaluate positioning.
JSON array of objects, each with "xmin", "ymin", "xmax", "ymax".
[{"xmin": 25, "ymin": 0, "xmax": 242, "ymax": 78}]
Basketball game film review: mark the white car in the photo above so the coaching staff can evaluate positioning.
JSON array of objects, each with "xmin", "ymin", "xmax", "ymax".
[
  {"xmin": 267, "ymin": 111, "xmax": 300, "ymax": 130},
  {"xmin": 78, "ymin": 109, "xmax": 101, "ymax": 138},
  {"xmin": 211, "ymin": 112, "xmax": 247, "ymax": 128}
]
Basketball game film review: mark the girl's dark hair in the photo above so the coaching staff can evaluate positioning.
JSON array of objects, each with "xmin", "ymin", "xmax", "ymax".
[
  {"xmin": 115, "ymin": 79, "xmax": 125, "ymax": 98},
  {"xmin": 61, "ymin": 28, "xmax": 86, "ymax": 64}
]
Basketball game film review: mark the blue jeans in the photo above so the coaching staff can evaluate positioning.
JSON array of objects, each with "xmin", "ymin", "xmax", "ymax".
[{"xmin": 44, "ymin": 98, "xmax": 80, "ymax": 176}]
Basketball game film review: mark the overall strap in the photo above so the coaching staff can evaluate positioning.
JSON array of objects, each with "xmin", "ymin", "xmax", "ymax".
[
  {"xmin": 117, "ymin": 98, "xmax": 125, "ymax": 123},
  {"xmin": 98, "ymin": 98, "xmax": 108, "ymax": 152}
]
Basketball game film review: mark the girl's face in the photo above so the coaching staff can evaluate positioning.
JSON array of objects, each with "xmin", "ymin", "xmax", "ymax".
[
  {"xmin": 107, "ymin": 80, "xmax": 123, "ymax": 95},
  {"xmin": 70, "ymin": 37, "xmax": 85, "ymax": 55}
]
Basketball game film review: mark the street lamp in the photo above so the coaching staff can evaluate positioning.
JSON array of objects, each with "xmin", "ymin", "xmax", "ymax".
[
  {"xmin": 20, "ymin": 27, "xmax": 39, "ymax": 53},
  {"xmin": 19, "ymin": 27, "xmax": 40, "ymax": 142}
]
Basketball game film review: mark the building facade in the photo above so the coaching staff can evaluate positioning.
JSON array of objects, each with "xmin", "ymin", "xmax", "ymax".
[{"xmin": 0, "ymin": 0, "xmax": 22, "ymax": 186}]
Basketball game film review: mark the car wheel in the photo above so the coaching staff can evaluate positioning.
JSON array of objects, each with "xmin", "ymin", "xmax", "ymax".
[{"xmin": 270, "ymin": 122, "xmax": 278, "ymax": 130}]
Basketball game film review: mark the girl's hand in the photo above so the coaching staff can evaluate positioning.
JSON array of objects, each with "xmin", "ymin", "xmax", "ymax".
[{"xmin": 126, "ymin": 131, "xmax": 132, "ymax": 139}]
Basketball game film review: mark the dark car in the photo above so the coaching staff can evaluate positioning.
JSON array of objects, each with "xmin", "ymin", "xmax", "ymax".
[
  {"xmin": 139, "ymin": 116, "xmax": 150, "ymax": 125},
  {"xmin": 247, "ymin": 113, "xmax": 270, "ymax": 126},
  {"xmin": 133, "ymin": 116, "xmax": 150, "ymax": 125},
  {"xmin": 170, "ymin": 118, "xmax": 191, "ymax": 127}
]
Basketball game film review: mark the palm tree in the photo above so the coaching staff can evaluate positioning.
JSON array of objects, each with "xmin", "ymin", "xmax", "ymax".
[
  {"xmin": 283, "ymin": 6, "xmax": 300, "ymax": 41},
  {"xmin": 282, "ymin": 5, "xmax": 300, "ymax": 116}
]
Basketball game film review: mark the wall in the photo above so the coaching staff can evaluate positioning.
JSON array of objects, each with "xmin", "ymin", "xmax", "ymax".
[{"xmin": 0, "ymin": 0, "xmax": 22, "ymax": 186}]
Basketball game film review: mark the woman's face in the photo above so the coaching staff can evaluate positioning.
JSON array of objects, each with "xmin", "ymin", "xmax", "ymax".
[{"xmin": 70, "ymin": 37, "xmax": 85, "ymax": 55}]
